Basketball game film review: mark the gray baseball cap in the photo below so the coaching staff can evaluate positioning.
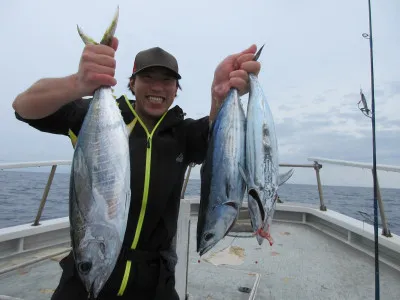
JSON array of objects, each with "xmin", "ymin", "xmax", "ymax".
[{"xmin": 132, "ymin": 47, "xmax": 181, "ymax": 79}]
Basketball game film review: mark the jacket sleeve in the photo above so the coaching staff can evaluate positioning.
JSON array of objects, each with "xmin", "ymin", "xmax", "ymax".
[
  {"xmin": 14, "ymin": 98, "xmax": 91, "ymax": 138},
  {"xmin": 184, "ymin": 116, "xmax": 210, "ymax": 164}
]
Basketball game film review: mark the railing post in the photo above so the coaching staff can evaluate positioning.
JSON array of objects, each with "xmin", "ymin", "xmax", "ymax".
[
  {"xmin": 372, "ymin": 170, "xmax": 392, "ymax": 237},
  {"xmin": 313, "ymin": 161, "xmax": 327, "ymax": 211},
  {"xmin": 32, "ymin": 165, "xmax": 57, "ymax": 226}
]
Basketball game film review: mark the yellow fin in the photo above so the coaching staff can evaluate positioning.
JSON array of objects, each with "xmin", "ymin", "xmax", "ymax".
[
  {"xmin": 68, "ymin": 129, "xmax": 78, "ymax": 149},
  {"xmin": 126, "ymin": 118, "xmax": 137, "ymax": 136}
]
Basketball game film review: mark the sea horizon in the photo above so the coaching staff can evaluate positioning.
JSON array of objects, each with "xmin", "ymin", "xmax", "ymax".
[
  {"xmin": 1, "ymin": 169, "xmax": 398, "ymax": 191},
  {"xmin": 0, "ymin": 170, "xmax": 399, "ymax": 235}
]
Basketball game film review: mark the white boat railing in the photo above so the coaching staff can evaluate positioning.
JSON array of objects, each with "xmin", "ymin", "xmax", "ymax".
[
  {"xmin": 308, "ymin": 157, "xmax": 400, "ymax": 173},
  {"xmin": 308, "ymin": 157, "xmax": 400, "ymax": 237},
  {"xmin": 0, "ymin": 161, "xmax": 71, "ymax": 227},
  {"xmin": 0, "ymin": 157, "xmax": 397, "ymax": 238}
]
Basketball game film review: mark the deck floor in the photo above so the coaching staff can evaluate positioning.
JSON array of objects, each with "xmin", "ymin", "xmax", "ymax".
[
  {"xmin": 1, "ymin": 218, "xmax": 400, "ymax": 300},
  {"xmin": 188, "ymin": 218, "xmax": 400, "ymax": 300}
]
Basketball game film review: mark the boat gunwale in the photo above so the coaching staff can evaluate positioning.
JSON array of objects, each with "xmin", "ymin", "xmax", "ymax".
[{"xmin": 3, "ymin": 200, "xmax": 398, "ymax": 253}]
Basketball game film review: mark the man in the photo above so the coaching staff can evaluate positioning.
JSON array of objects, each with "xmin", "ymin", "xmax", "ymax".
[{"xmin": 12, "ymin": 37, "xmax": 261, "ymax": 299}]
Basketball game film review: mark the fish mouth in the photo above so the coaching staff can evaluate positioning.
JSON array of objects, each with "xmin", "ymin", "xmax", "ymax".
[
  {"xmin": 89, "ymin": 282, "xmax": 95, "ymax": 298},
  {"xmin": 197, "ymin": 200, "xmax": 239, "ymax": 256},
  {"xmin": 146, "ymin": 95, "xmax": 165, "ymax": 105},
  {"xmin": 197, "ymin": 230, "xmax": 217, "ymax": 256},
  {"xmin": 88, "ymin": 276, "xmax": 104, "ymax": 299},
  {"xmin": 199, "ymin": 242, "xmax": 214, "ymax": 257},
  {"xmin": 256, "ymin": 223, "xmax": 274, "ymax": 246},
  {"xmin": 82, "ymin": 279, "xmax": 95, "ymax": 299},
  {"xmin": 198, "ymin": 212, "xmax": 237, "ymax": 256},
  {"xmin": 255, "ymin": 233, "xmax": 264, "ymax": 245},
  {"xmin": 198, "ymin": 223, "xmax": 235, "ymax": 257}
]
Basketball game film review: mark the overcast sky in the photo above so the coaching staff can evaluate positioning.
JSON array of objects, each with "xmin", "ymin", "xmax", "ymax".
[{"xmin": 1, "ymin": 0, "xmax": 399, "ymax": 188}]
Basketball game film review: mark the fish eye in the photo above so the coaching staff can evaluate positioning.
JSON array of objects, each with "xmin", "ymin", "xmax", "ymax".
[
  {"xmin": 204, "ymin": 232, "xmax": 214, "ymax": 242},
  {"xmin": 78, "ymin": 261, "xmax": 92, "ymax": 274}
]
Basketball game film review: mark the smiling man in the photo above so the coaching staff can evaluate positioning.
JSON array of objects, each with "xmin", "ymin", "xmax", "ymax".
[
  {"xmin": 128, "ymin": 47, "xmax": 183, "ymax": 129},
  {"xmin": 12, "ymin": 38, "xmax": 261, "ymax": 300}
]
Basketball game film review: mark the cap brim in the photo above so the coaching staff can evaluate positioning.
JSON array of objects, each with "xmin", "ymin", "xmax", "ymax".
[{"xmin": 133, "ymin": 64, "xmax": 182, "ymax": 79}]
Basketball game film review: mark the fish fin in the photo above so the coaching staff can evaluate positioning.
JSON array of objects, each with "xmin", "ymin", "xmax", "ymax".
[
  {"xmin": 68, "ymin": 129, "xmax": 78, "ymax": 149},
  {"xmin": 207, "ymin": 119, "xmax": 216, "ymax": 142},
  {"xmin": 224, "ymin": 218, "xmax": 238, "ymax": 238},
  {"xmin": 70, "ymin": 139, "xmax": 77, "ymax": 149},
  {"xmin": 219, "ymin": 201, "xmax": 240, "ymax": 238},
  {"xmin": 125, "ymin": 191, "xmax": 131, "ymax": 216},
  {"xmin": 278, "ymin": 168, "xmax": 294, "ymax": 186},
  {"xmin": 126, "ymin": 118, "xmax": 137, "ymax": 136},
  {"xmin": 224, "ymin": 173, "xmax": 234, "ymax": 200},
  {"xmin": 225, "ymin": 181, "xmax": 230, "ymax": 200},
  {"xmin": 221, "ymin": 201, "xmax": 238, "ymax": 211}
]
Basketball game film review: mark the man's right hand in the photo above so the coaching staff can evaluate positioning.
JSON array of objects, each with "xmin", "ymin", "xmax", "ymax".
[{"xmin": 74, "ymin": 37, "xmax": 119, "ymax": 98}]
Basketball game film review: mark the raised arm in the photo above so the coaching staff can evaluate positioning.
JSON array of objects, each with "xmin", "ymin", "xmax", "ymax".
[{"xmin": 12, "ymin": 38, "xmax": 119, "ymax": 120}]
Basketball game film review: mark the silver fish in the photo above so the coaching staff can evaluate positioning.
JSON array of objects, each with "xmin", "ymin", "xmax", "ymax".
[
  {"xmin": 242, "ymin": 51, "xmax": 279, "ymax": 246},
  {"xmin": 197, "ymin": 88, "xmax": 246, "ymax": 256},
  {"xmin": 69, "ymin": 7, "xmax": 132, "ymax": 298}
]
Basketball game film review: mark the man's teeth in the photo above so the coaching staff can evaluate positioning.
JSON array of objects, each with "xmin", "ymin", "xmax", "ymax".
[{"xmin": 148, "ymin": 96, "xmax": 164, "ymax": 104}]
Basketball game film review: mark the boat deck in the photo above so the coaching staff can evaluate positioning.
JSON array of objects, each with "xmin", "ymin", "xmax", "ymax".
[
  {"xmin": 191, "ymin": 218, "xmax": 400, "ymax": 300},
  {"xmin": 1, "ymin": 217, "xmax": 400, "ymax": 300}
]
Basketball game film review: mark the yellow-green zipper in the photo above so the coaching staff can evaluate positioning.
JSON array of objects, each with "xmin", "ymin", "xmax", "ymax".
[{"xmin": 117, "ymin": 95, "xmax": 167, "ymax": 296}]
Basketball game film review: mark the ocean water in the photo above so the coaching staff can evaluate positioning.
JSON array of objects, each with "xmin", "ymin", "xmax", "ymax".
[{"xmin": 1, "ymin": 170, "xmax": 399, "ymax": 235}]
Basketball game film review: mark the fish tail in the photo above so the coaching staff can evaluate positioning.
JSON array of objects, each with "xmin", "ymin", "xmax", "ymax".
[
  {"xmin": 76, "ymin": 25, "xmax": 98, "ymax": 45},
  {"xmin": 100, "ymin": 6, "xmax": 119, "ymax": 45},
  {"xmin": 253, "ymin": 44, "xmax": 265, "ymax": 62},
  {"xmin": 76, "ymin": 6, "xmax": 119, "ymax": 46}
]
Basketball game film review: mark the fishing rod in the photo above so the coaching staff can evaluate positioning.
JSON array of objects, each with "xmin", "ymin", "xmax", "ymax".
[{"xmin": 359, "ymin": 0, "xmax": 380, "ymax": 299}]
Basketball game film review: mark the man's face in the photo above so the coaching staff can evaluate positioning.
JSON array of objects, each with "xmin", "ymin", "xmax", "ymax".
[{"xmin": 132, "ymin": 67, "xmax": 179, "ymax": 119}]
